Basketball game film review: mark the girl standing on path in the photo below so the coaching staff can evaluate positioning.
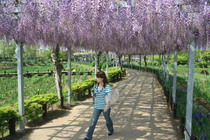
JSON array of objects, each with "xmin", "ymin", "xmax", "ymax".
[{"xmin": 84, "ymin": 71, "xmax": 114, "ymax": 140}]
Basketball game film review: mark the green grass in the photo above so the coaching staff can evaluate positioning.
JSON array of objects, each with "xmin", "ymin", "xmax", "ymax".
[
  {"xmin": 0, "ymin": 62, "xmax": 94, "ymax": 74},
  {"xmin": 0, "ymin": 62, "xmax": 94, "ymax": 107}
]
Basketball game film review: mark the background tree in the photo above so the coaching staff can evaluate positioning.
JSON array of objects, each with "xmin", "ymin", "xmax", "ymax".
[
  {"xmin": 0, "ymin": 39, "xmax": 16, "ymax": 65},
  {"xmin": 51, "ymin": 45, "xmax": 64, "ymax": 108},
  {"xmin": 23, "ymin": 45, "xmax": 36, "ymax": 64}
]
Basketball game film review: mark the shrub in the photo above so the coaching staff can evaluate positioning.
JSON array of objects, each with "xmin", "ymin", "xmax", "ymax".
[
  {"xmin": 108, "ymin": 68, "xmax": 126, "ymax": 82},
  {"xmin": 147, "ymin": 61, "xmax": 158, "ymax": 66},
  {"xmin": 0, "ymin": 107, "xmax": 20, "ymax": 124},
  {"xmin": 99, "ymin": 61, "xmax": 104, "ymax": 70},
  {"xmin": 0, "ymin": 107, "xmax": 20, "ymax": 136},
  {"xmin": 29, "ymin": 93, "xmax": 58, "ymax": 105},
  {"xmin": 196, "ymin": 62, "xmax": 210, "ymax": 68},
  {"xmin": 202, "ymin": 51, "xmax": 210, "ymax": 62},
  {"xmin": 101, "ymin": 62, "xmax": 112, "ymax": 70},
  {"xmin": 24, "ymin": 101, "xmax": 44, "ymax": 120},
  {"xmin": 71, "ymin": 78, "xmax": 96, "ymax": 100},
  {"xmin": 24, "ymin": 93, "xmax": 58, "ymax": 120},
  {"xmin": 178, "ymin": 55, "xmax": 188, "ymax": 65},
  {"xmin": 91, "ymin": 62, "xmax": 95, "ymax": 67}
]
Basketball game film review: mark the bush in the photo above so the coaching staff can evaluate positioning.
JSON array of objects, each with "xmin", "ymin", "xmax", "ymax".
[
  {"xmin": 0, "ymin": 107, "xmax": 20, "ymax": 124},
  {"xmin": 177, "ymin": 51, "xmax": 188, "ymax": 65},
  {"xmin": 29, "ymin": 93, "xmax": 59, "ymax": 105},
  {"xmin": 91, "ymin": 62, "xmax": 95, "ymax": 67},
  {"xmin": 67, "ymin": 68, "xmax": 126, "ymax": 100},
  {"xmin": 99, "ymin": 61, "xmax": 104, "ymax": 70},
  {"xmin": 147, "ymin": 61, "xmax": 158, "ymax": 66},
  {"xmin": 108, "ymin": 68, "xmax": 126, "ymax": 82},
  {"xmin": 178, "ymin": 55, "xmax": 188, "ymax": 65},
  {"xmin": 201, "ymin": 51, "xmax": 210, "ymax": 62},
  {"xmin": 154, "ymin": 55, "xmax": 162, "ymax": 65},
  {"xmin": 23, "ymin": 93, "xmax": 58, "ymax": 120},
  {"xmin": 0, "ymin": 107, "xmax": 20, "ymax": 136},
  {"xmin": 196, "ymin": 62, "xmax": 210, "ymax": 68},
  {"xmin": 101, "ymin": 62, "xmax": 112, "ymax": 70},
  {"xmin": 24, "ymin": 101, "xmax": 44, "ymax": 120},
  {"xmin": 70, "ymin": 78, "xmax": 96, "ymax": 100}
]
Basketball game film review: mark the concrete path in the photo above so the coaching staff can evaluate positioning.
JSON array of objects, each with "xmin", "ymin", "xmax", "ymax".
[{"xmin": 18, "ymin": 69, "xmax": 179, "ymax": 140}]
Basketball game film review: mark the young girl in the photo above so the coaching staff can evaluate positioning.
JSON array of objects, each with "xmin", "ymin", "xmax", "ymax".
[{"xmin": 84, "ymin": 71, "xmax": 114, "ymax": 140}]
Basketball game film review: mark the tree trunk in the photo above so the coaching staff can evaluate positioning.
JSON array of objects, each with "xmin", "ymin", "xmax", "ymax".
[
  {"xmin": 118, "ymin": 54, "xmax": 122, "ymax": 70},
  {"xmin": 51, "ymin": 44, "xmax": 64, "ymax": 108},
  {"xmin": 159, "ymin": 55, "xmax": 161, "ymax": 66},
  {"xmin": 97, "ymin": 51, "xmax": 102, "ymax": 71},
  {"xmin": 128, "ymin": 55, "xmax": 131, "ymax": 64},
  {"xmin": 139, "ymin": 55, "xmax": 141, "ymax": 70},
  {"xmin": 144, "ymin": 55, "xmax": 147, "ymax": 68}
]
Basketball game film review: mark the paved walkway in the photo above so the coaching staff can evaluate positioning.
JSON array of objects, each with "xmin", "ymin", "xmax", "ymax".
[{"xmin": 18, "ymin": 69, "xmax": 180, "ymax": 140}]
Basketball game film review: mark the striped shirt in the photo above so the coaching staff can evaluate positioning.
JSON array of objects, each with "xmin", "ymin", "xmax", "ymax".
[{"xmin": 93, "ymin": 84, "xmax": 112, "ymax": 110}]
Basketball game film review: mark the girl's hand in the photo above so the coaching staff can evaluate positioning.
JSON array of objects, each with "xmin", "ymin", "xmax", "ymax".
[
  {"xmin": 104, "ymin": 105, "xmax": 109, "ymax": 112},
  {"xmin": 104, "ymin": 108, "xmax": 108, "ymax": 112}
]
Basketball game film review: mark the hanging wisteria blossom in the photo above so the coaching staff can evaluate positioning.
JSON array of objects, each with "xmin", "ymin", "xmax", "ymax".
[{"xmin": 0, "ymin": 0, "xmax": 209, "ymax": 54}]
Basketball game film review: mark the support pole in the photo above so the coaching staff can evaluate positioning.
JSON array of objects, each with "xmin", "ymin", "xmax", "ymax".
[
  {"xmin": 17, "ymin": 42, "xmax": 25, "ymax": 131},
  {"xmin": 115, "ymin": 54, "xmax": 118, "ymax": 67},
  {"xmin": 95, "ymin": 52, "xmax": 98, "ymax": 76},
  {"xmin": 162, "ymin": 54, "xmax": 166, "ymax": 77},
  {"xmin": 106, "ymin": 51, "xmax": 109, "ymax": 74},
  {"xmin": 166, "ymin": 54, "xmax": 170, "ymax": 82},
  {"xmin": 139, "ymin": 55, "xmax": 141, "ymax": 70},
  {"xmin": 131, "ymin": 55, "xmax": 133, "ymax": 69},
  {"xmin": 185, "ymin": 40, "xmax": 195, "ymax": 140},
  {"xmin": 67, "ymin": 48, "xmax": 71, "ymax": 103},
  {"xmin": 172, "ymin": 50, "xmax": 178, "ymax": 117},
  {"xmin": 152, "ymin": 55, "xmax": 154, "ymax": 70}
]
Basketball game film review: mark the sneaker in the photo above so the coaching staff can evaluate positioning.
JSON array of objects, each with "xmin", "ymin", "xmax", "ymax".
[
  {"xmin": 84, "ymin": 138, "xmax": 89, "ymax": 140},
  {"xmin": 108, "ymin": 132, "xmax": 113, "ymax": 136}
]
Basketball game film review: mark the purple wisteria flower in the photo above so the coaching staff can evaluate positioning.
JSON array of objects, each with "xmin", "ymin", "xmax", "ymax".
[{"xmin": 0, "ymin": 0, "xmax": 209, "ymax": 53}]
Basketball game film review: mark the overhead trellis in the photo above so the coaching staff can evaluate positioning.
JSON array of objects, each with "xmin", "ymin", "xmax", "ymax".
[
  {"xmin": 0, "ymin": 0, "xmax": 209, "ymax": 54},
  {"xmin": 0, "ymin": 0, "xmax": 209, "ymax": 139}
]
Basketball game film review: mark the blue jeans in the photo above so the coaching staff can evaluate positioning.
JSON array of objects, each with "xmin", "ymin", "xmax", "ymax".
[{"xmin": 86, "ymin": 108, "xmax": 114, "ymax": 140}]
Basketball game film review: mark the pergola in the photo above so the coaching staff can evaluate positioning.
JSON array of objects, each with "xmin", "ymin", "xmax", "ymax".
[{"xmin": 0, "ymin": 0, "xmax": 209, "ymax": 139}]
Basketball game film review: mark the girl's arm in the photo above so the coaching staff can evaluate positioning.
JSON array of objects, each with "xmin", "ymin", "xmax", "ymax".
[{"xmin": 105, "ymin": 92, "xmax": 112, "ymax": 110}]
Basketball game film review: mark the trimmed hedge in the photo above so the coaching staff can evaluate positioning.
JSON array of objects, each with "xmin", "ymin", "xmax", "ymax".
[
  {"xmin": 0, "ymin": 107, "xmax": 20, "ymax": 125},
  {"xmin": 0, "ymin": 93, "xmax": 59, "ymax": 137},
  {"xmin": 23, "ymin": 93, "xmax": 58, "ymax": 120},
  {"xmin": 71, "ymin": 78, "xmax": 96, "ymax": 100},
  {"xmin": 28, "ymin": 93, "xmax": 58, "ymax": 105},
  {"xmin": 108, "ymin": 68, "xmax": 126, "ymax": 82},
  {"xmin": 0, "ymin": 107, "xmax": 20, "ymax": 137},
  {"xmin": 65, "ymin": 68, "xmax": 126, "ymax": 100}
]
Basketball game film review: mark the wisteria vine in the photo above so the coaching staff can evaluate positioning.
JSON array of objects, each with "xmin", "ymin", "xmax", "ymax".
[{"xmin": 0, "ymin": 0, "xmax": 209, "ymax": 54}]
